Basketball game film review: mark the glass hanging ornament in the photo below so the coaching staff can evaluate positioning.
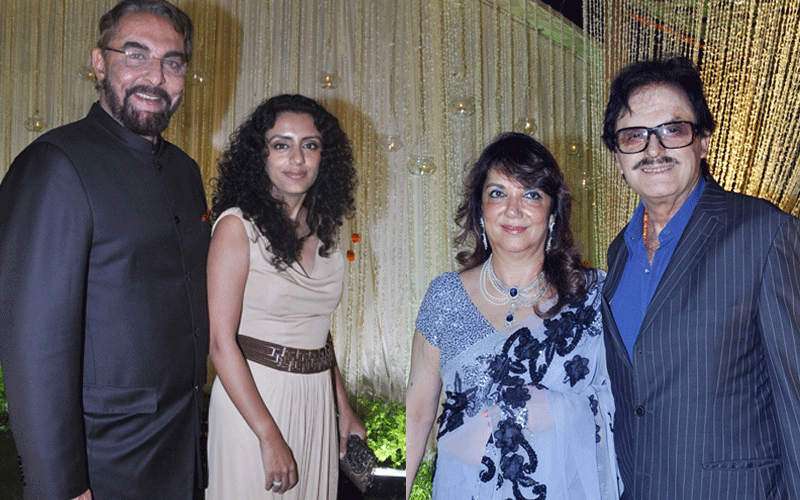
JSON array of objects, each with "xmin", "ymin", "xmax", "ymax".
[
  {"xmin": 407, "ymin": 133, "xmax": 437, "ymax": 176},
  {"xmin": 407, "ymin": 155, "xmax": 437, "ymax": 176},
  {"xmin": 318, "ymin": 71, "xmax": 341, "ymax": 90},
  {"xmin": 382, "ymin": 134, "xmax": 404, "ymax": 152},
  {"xmin": 190, "ymin": 70, "xmax": 207, "ymax": 86},
  {"xmin": 25, "ymin": 110, "xmax": 47, "ymax": 132},
  {"xmin": 451, "ymin": 96, "xmax": 475, "ymax": 116},
  {"xmin": 514, "ymin": 117, "xmax": 538, "ymax": 135},
  {"xmin": 77, "ymin": 64, "xmax": 95, "ymax": 81},
  {"xmin": 76, "ymin": 46, "xmax": 97, "ymax": 82}
]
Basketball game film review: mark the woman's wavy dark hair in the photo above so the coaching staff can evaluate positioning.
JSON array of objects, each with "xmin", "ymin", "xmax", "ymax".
[
  {"xmin": 455, "ymin": 132, "xmax": 595, "ymax": 317},
  {"xmin": 211, "ymin": 94, "xmax": 356, "ymax": 269}
]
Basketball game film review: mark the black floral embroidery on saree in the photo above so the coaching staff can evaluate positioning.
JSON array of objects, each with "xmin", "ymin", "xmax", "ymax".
[
  {"xmin": 437, "ymin": 372, "xmax": 477, "ymax": 438},
  {"xmin": 480, "ymin": 298, "xmax": 599, "ymax": 499}
]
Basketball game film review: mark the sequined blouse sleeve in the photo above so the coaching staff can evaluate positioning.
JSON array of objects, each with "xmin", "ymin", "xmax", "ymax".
[{"xmin": 415, "ymin": 272, "xmax": 495, "ymax": 368}]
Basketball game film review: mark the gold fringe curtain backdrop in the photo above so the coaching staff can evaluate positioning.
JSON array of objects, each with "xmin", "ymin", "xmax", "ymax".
[
  {"xmin": 1, "ymin": 0, "xmax": 593, "ymax": 402},
  {"xmin": 585, "ymin": 0, "xmax": 800, "ymax": 265}
]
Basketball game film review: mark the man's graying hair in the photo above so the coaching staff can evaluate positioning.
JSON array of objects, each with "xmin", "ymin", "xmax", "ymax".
[{"xmin": 97, "ymin": 0, "xmax": 193, "ymax": 63}]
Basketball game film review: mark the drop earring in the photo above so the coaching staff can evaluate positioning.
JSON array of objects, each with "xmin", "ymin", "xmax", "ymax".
[
  {"xmin": 545, "ymin": 218, "xmax": 555, "ymax": 252},
  {"xmin": 480, "ymin": 217, "xmax": 488, "ymax": 250}
]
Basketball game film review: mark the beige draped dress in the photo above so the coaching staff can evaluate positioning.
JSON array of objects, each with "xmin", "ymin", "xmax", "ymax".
[{"xmin": 206, "ymin": 207, "xmax": 343, "ymax": 499}]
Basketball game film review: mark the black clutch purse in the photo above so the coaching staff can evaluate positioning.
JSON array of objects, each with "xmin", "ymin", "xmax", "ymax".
[{"xmin": 339, "ymin": 434, "xmax": 377, "ymax": 493}]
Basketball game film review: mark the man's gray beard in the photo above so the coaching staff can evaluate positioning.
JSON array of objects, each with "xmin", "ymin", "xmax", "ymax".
[{"xmin": 101, "ymin": 78, "xmax": 180, "ymax": 137}]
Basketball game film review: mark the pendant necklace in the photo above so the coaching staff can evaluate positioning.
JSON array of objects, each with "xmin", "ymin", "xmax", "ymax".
[{"xmin": 479, "ymin": 254, "xmax": 547, "ymax": 326}]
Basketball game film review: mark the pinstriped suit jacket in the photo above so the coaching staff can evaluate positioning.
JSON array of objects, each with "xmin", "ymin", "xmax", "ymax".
[{"xmin": 602, "ymin": 176, "xmax": 800, "ymax": 499}]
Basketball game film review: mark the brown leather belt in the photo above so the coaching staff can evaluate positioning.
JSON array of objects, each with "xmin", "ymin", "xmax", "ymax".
[{"xmin": 237, "ymin": 333, "xmax": 334, "ymax": 373}]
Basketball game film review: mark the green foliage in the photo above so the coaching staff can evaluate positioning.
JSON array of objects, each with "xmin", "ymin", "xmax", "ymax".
[
  {"xmin": 409, "ymin": 459, "xmax": 434, "ymax": 500},
  {"xmin": 0, "ymin": 364, "xmax": 8, "ymax": 432},
  {"xmin": 356, "ymin": 395, "xmax": 405, "ymax": 469}
]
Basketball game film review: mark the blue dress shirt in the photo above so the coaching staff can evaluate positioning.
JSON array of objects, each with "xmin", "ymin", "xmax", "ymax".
[{"xmin": 610, "ymin": 177, "xmax": 706, "ymax": 360}]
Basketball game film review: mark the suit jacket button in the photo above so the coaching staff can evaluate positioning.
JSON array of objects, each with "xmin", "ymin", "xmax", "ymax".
[{"xmin": 635, "ymin": 405, "xmax": 645, "ymax": 416}]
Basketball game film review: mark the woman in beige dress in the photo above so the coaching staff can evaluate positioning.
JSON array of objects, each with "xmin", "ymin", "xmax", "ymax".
[{"xmin": 206, "ymin": 94, "xmax": 365, "ymax": 499}]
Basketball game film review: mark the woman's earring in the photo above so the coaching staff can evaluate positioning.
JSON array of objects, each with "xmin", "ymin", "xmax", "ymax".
[
  {"xmin": 545, "ymin": 218, "xmax": 555, "ymax": 252},
  {"xmin": 480, "ymin": 217, "xmax": 488, "ymax": 250}
]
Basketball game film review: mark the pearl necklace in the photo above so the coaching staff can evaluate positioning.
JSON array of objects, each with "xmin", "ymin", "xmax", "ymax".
[{"xmin": 479, "ymin": 254, "xmax": 547, "ymax": 326}]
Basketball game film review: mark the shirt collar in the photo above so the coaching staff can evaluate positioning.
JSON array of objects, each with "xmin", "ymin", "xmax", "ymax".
[{"xmin": 624, "ymin": 176, "xmax": 707, "ymax": 247}]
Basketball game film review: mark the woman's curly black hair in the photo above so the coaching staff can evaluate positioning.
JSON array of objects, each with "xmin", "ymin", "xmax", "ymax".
[
  {"xmin": 454, "ymin": 132, "xmax": 596, "ymax": 318},
  {"xmin": 211, "ymin": 94, "xmax": 357, "ymax": 269}
]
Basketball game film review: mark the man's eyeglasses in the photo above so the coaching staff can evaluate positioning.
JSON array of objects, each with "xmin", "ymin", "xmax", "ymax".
[
  {"xmin": 104, "ymin": 47, "xmax": 188, "ymax": 78},
  {"xmin": 614, "ymin": 121, "xmax": 701, "ymax": 154}
]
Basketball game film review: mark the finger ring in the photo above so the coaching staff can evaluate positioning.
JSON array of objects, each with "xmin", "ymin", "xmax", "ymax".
[{"xmin": 273, "ymin": 481, "xmax": 282, "ymax": 487}]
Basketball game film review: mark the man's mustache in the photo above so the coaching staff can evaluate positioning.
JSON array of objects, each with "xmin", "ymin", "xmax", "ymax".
[{"xmin": 633, "ymin": 156, "xmax": 678, "ymax": 170}]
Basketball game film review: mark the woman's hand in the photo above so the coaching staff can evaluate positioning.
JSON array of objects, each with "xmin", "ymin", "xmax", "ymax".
[
  {"xmin": 330, "ymin": 362, "xmax": 368, "ymax": 458},
  {"xmin": 338, "ymin": 407, "xmax": 368, "ymax": 459},
  {"xmin": 259, "ymin": 434, "xmax": 299, "ymax": 494}
]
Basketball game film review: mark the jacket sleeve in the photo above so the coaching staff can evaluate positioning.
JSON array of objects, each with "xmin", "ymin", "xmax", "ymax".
[
  {"xmin": 0, "ymin": 142, "xmax": 92, "ymax": 499},
  {"xmin": 758, "ymin": 214, "xmax": 800, "ymax": 497}
]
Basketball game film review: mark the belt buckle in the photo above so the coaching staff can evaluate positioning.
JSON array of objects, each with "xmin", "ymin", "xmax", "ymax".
[{"xmin": 271, "ymin": 345, "xmax": 284, "ymax": 365}]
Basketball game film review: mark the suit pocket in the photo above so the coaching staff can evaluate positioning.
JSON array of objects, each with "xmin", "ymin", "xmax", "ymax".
[
  {"xmin": 83, "ymin": 385, "xmax": 158, "ymax": 414},
  {"xmin": 703, "ymin": 458, "xmax": 781, "ymax": 470},
  {"xmin": 701, "ymin": 459, "xmax": 783, "ymax": 499}
]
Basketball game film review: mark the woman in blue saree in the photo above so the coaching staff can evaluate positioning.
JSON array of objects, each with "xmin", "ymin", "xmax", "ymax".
[{"xmin": 406, "ymin": 133, "xmax": 622, "ymax": 500}]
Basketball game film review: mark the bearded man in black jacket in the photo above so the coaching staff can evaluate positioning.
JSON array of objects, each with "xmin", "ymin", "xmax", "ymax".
[{"xmin": 0, "ymin": 1, "xmax": 210, "ymax": 499}]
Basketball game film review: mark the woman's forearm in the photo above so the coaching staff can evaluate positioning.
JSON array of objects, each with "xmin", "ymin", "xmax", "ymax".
[
  {"xmin": 210, "ymin": 337, "xmax": 282, "ymax": 443},
  {"xmin": 405, "ymin": 329, "xmax": 442, "ymax": 499},
  {"xmin": 404, "ymin": 401, "xmax": 437, "ymax": 499}
]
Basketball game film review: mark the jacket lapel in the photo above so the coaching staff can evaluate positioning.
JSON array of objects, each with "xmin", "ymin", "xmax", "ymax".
[
  {"xmin": 604, "ymin": 232, "xmax": 628, "ymax": 301},
  {"xmin": 604, "ymin": 230, "xmax": 633, "ymax": 368},
  {"xmin": 638, "ymin": 177, "xmax": 728, "ymax": 335}
]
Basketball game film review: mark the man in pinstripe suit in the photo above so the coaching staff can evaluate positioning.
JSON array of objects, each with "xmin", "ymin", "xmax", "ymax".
[{"xmin": 600, "ymin": 57, "xmax": 800, "ymax": 499}]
